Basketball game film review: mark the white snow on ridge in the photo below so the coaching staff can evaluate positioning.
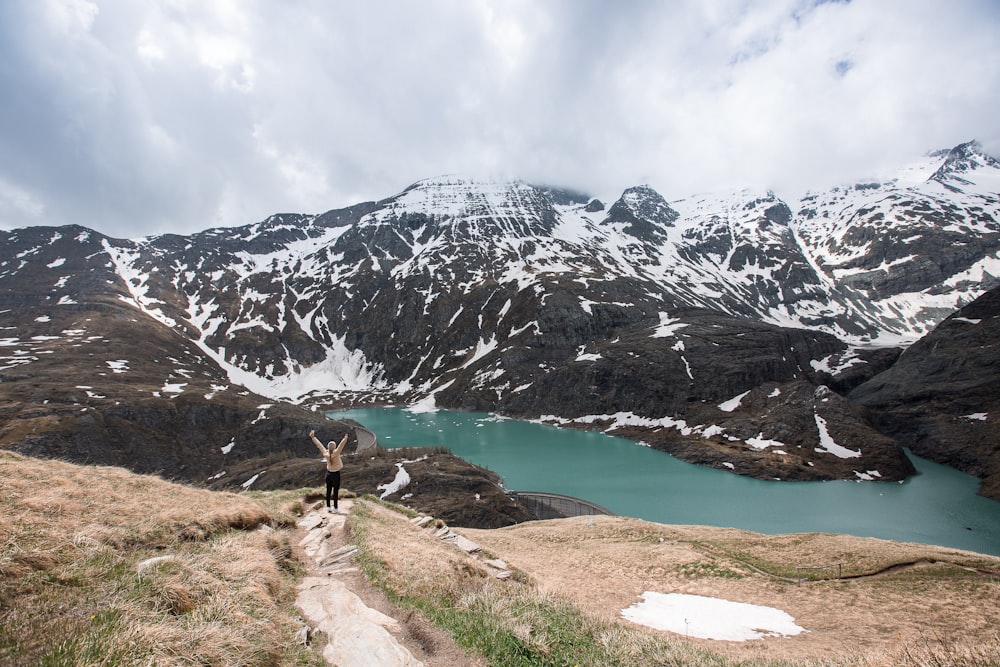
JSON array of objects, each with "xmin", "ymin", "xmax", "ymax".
[
  {"xmin": 372, "ymin": 177, "xmax": 548, "ymax": 230},
  {"xmin": 103, "ymin": 241, "xmax": 178, "ymax": 327},
  {"xmin": 942, "ymin": 252, "xmax": 1000, "ymax": 289}
]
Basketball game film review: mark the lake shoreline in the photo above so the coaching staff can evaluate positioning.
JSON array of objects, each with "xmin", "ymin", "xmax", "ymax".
[{"xmin": 327, "ymin": 406, "xmax": 1000, "ymax": 557}]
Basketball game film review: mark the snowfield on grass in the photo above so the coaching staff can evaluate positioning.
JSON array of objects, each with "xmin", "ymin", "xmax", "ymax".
[{"xmin": 621, "ymin": 591, "xmax": 807, "ymax": 641}]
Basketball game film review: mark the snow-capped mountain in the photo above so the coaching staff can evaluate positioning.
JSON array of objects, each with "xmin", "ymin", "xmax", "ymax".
[
  {"xmin": 1, "ymin": 141, "xmax": 997, "ymax": 495},
  {"xmin": 793, "ymin": 141, "xmax": 1000, "ymax": 336}
]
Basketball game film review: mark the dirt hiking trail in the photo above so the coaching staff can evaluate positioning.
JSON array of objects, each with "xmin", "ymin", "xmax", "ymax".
[{"xmin": 293, "ymin": 500, "xmax": 486, "ymax": 667}]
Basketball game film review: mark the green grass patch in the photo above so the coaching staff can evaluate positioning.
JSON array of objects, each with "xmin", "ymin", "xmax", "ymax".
[{"xmin": 676, "ymin": 560, "xmax": 746, "ymax": 580}]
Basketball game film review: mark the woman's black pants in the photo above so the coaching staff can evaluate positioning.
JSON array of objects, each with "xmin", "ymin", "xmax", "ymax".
[{"xmin": 325, "ymin": 470, "xmax": 341, "ymax": 509}]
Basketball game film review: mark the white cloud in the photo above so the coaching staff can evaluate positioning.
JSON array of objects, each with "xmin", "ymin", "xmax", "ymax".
[
  {"xmin": 0, "ymin": 178, "xmax": 46, "ymax": 222},
  {"xmin": 0, "ymin": 0, "xmax": 998, "ymax": 238}
]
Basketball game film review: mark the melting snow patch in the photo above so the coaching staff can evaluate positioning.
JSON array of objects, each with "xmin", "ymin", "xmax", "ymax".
[
  {"xmin": 106, "ymin": 360, "xmax": 129, "ymax": 373},
  {"xmin": 718, "ymin": 391, "xmax": 750, "ymax": 412},
  {"xmin": 461, "ymin": 336, "xmax": 498, "ymax": 369},
  {"xmin": 810, "ymin": 352, "xmax": 863, "ymax": 375},
  {"xmin": 34, "ymin": 316, "xmax": 51, "ymax": 323},
  {"xmin": 747, "ymin": 434, "xmax": 785, "ymax": 450},
  {"xmin": 854, "ymin": 470, "xmax": 883, "ymax": 481},
  {"xmin": 205, "ymin": 383, "xmax": 227, "ymax": 400},
  {"xmin": 241, "ymin": 473, "xmax": 262, "ymax": 489},
  {"xmin": 964, "ymin": 412, "xmax": 988, "ymax": 421},
  {"xmin": 652, "ymin": 313, "xmax": 688, "ymax": 338},
  {"xmin": 814, "ymin": 414, "xmax": 861, "ymax": 458},
  {"xmin": 378, "ymin": 463, "xmax": 411, "ymax": 499},
  {"xmin": 622, "ymin": 592, "xmax": 806, "ymax": 641},
  {"xmin": 221, "ymin": 438, "xmax": 236, "ymax": 455},
  {"xmin": 408, "ymin": 395, "xmax": 438, "ymax": 413}
]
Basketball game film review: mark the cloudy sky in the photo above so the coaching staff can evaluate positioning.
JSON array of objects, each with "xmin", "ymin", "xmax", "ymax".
[{"xmin": 1, "ymin": 0, "xmax": 998, "ymax": 238}]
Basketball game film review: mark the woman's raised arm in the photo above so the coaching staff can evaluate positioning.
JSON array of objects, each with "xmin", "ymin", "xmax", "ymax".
[{"xmin": 309, "ymin": 430, "xmax": 327, "ymax": 455}]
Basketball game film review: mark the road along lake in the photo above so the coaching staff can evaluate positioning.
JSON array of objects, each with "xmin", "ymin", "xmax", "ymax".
[{"xmin": 328, "ymin": 407, "xmax": 1000, "ymax": 556}]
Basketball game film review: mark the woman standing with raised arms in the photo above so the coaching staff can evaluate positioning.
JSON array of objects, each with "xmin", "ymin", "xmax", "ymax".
[{"xmin": 309, "ymin": 430, "xmax": 349, "ymax": 513}]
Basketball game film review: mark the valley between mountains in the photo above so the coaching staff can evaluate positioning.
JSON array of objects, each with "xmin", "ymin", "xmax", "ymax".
[{"xmin": 0, "ymin": 140, "xmax": 998, "ymax": 517}]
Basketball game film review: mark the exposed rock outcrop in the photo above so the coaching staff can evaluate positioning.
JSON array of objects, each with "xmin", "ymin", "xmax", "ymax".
[{"xmin": 851, "ymin": 285, "xmax": 1000, "ymax": 499}]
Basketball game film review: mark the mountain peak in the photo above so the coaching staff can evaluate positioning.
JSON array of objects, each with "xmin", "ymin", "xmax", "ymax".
[
  {"xmin": 605, "ymin": 185, "xmax": 680, "ymax": 232},
  {"xmin": 928, "ymin": 140, "xmax": 1000, "ymax": 192},
  {"xmin": 376, "ymin": 176, "xmax": 543, "ymax": 220}
]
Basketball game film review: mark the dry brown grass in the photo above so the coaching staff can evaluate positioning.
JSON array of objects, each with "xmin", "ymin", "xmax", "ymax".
[
  {"xmin": 347, "ymin": 497, "xmax": 498, "ymax": 602},
  {"xmin": 343, "ymin": 498, "xmax": 1000, "ymax": 665},
  {"xmin": 461, "ymin": 516, "xmax": 1000, "ymax": 665},
  {"xmin": 0, "ymin": 451, "xmax": 323, "ymax": 666},
  {"xmin": 5, "ymin": 449, "xmax": 999, "ymax": 667}
]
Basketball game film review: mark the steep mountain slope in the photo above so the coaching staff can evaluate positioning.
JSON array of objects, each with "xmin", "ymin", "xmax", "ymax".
[
  {"xmin": 794, "ymin": 141, "xmax": 1000, "ymax": 336},
  {"xmin": 850, "ymin": 283, "xmax": 1000, "ymax": 499},
  {"xmin": 1, "ymin": 141, "xmax": 997, "ymax": 496},
  {"xmin": 0, "ymin": 225, "xmax": 363, "ymax": 483}
]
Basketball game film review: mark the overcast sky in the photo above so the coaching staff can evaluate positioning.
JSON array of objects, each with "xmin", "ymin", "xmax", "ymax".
[{"xmin": 1, "ymin": 0, "xmax": 998, "ymax": 239}]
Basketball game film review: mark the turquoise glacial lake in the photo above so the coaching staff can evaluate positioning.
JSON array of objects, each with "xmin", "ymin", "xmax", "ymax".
[{"xmin": 328, "ymin": 407, "xmax": 1000, "ymax": 557}]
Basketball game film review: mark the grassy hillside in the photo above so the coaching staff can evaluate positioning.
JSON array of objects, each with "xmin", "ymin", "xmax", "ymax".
[
  {"xmin": 3, "ymin": 450, "xmax": 999, "ymax": 666},
  {"xmin": 0, "ymin": 451, "xmax": 321, "ymax": 666},
  {"xmin": 350, "ymin": 497, "xmax": 1000, "ymax": 667}
]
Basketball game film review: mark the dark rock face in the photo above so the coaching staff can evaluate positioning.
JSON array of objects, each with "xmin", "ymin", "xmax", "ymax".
[
  {"xmin": 850, "ymin": 285, "xmax": 1000, "ymax": 499},
  {"xmin": 604, "ymin": 185, "xmax": 679, "ymax": 240}
]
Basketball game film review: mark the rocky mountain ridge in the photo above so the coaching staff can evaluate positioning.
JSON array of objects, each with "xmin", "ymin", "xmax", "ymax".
[{"xmin": 1, "ymin": 141, "xmax": 997, "ymax": 499}]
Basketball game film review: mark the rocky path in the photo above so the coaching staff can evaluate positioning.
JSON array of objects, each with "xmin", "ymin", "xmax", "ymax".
[
  {"xmin": 295, "ymin": 500, "xmax": 425, "ymax": 666},
  {"xmin": 293, "ymin": 500, "xmax": 497, "ymax": 667}
]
